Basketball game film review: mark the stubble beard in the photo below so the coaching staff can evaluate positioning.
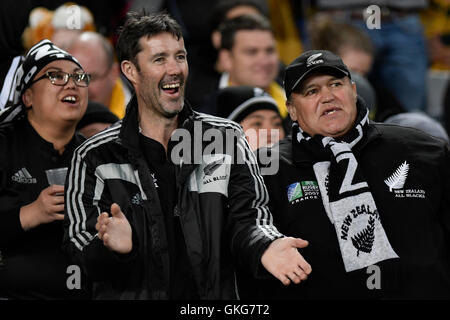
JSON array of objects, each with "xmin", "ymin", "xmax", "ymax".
[{"xmin": 140, "ymin": 89, "xmax": 184, "ymax": 120}]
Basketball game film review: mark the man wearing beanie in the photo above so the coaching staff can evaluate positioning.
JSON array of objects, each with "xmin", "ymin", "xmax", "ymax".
[
  {"xmin": 216, "ymin": 86, "xmax": 285, "ymax": 150},
  {"xmin": 0, "ymin": 39, "xmax": 89, "ymax": 299},
  {"xmin": 76, "ymin": 101, "xmax": 119, "ymax": 138},
  {"xmin": 240, "ymin": 50, "xmax": 450, "ymax": 299}
]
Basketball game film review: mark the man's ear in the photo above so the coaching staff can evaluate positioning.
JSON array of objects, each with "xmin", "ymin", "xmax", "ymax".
[
  {"xmin": 121, "ymin": 60, "xmax": 138, "ymax": 86},
  {"xmin": 352, "ymin": 81, "xmax": 357, "ymax": 102},
  {"xmin": 22, "ymin": 88, "xmax": 33, "ymax": 107},
  {"xmin": 211, "ymin": 30, "xmax": 221, "ymax": 50},
  {"xmin": 220, "ymin": 49, "xmax": 233, "ymax": 72},
  {"xmin": 286, "ymin": 99, "xmax": 297, "ymax": 122}
]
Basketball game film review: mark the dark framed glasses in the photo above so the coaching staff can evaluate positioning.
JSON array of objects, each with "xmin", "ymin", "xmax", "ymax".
[{"xmin": 32, "ymin": 71, "xmax": 91, "ymax": 87}]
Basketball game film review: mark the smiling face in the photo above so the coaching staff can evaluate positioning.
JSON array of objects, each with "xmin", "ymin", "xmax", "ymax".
[
  {"xmin": 287, "ymin": 72, "xmax": 357, "ymax": 138},
  {"xmin": 22, "ymin": 59, "xmax": 88, "ymax": 126},
  {"xmin": 223, "ymin": 30, "xmax": 278, "ymax": 90},
  {"xmin": 123, "ymin": 32, "xmax": 188, "ymax": 119}
]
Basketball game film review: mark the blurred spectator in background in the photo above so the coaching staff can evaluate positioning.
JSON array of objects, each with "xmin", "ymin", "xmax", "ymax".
[
  {"xmin": 185, "ymin": 0, "xmax": 269, "ymax": 113},
  {"xmin": 22, "ymin": 3, "xmax": 96, "ymax": 51},
  {"xmin": 197, "ymin": 14, "xmax": 286, "ymax": 120},
  {"xmin": 0, "ymin": 39, "xmax": 89, "ymax": 299},
  {"xmin": 421, "ymin": 0, "xmax": 450, "ymax": 70},
  {"xmin": 384, "ymin": 111, "xmax": 449, "ymax": 142},
  {"xmin": 210, "ymin": 0, "xmax": 267, "ymax": 73},
  {"xmin": 266, "ymin": 0, "xmax": 304, "ymax": 66},
  {"xmin": 216, "ymin": 86, "xmax": 286, "ymax": 150},
  {"xmin": 68, "ymin": 32, "xmax": 131, "ymax": 119},
  {"xmin": 309, "ymin": 16, "xmax": 375, "ymax": 77},
  {"xmin": 313, "ymin": 0, "xmax": 429, "ymax": 113},
  {"xmin": 219, "ymin": 15, "xmax": 286, "ymax": 116},
  {"xmin": 76, "ymin": 101, "xmax": 119, "ymax": 138}
]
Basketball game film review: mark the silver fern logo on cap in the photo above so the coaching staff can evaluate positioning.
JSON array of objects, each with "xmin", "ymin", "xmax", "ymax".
[
  {"xmin": 306, "ymin": 53, "xmax": 323, "ymax": 67},
  {"xmin": 384, "ymin": 161, "xmax": 409, "ymax": 192}
]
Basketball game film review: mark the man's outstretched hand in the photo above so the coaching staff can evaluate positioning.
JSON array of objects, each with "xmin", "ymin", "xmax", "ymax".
[
  {"xmin": 95, "ymin": 203, "xmax": 132, "ymax": 254},
  {"xmin": 261, "ymin": 237, "xmax": 311, "ymax": 285}
]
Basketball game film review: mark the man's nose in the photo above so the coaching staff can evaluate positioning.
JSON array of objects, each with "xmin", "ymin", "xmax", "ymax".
[
  {"xmin": 166, "ymin": 58, "xmax": 182, "ymax": 75},
  {"xmin": 320, "ymin": 86, "xmax": 335, "ymax": 102}
]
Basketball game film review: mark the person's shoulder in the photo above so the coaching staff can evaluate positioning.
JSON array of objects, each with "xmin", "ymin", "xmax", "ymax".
[
  {"xmin": 256, "ymin": 136, "xmax": 293, "ymax": 165},
  {"xmin": 74, "ymin": 122, "xmax": 122, "ymax": 158},
  {"xmin": 0, "ymin": 116, "xmax": 25, "ymax": 142},
  {"xmin": 371, "ymin": 122, "xmax": 448, "ymax": 148},
  {"xmin": 193, "ymin": 111, "xmax": 243, "ymax": 131}
]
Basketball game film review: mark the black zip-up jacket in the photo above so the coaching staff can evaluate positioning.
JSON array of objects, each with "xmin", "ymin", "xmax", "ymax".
[
  {"xmin": 0, "ymin": 115, "xmax": 86, "ymax": 299},
  {"xmin": 63, "ymin": 96, "xmax": 283, "ymax": 299},
  {"xmin": 242, "ymin": 119, "xmax": 450, "ymax": 300}
]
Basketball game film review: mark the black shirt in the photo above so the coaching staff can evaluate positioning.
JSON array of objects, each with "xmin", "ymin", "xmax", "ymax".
[
  {"xmin": 139, "ymin": 133, "xmax": 198, "ymax": 299},
  {"xmin": 0, "ymin": 116, "xmax": 87, "ymax": 299}
]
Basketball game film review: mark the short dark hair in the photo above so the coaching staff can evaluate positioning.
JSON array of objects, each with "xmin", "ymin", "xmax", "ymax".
[
  {"xmin": 116, "ymin": 11, "xmax": 183, "ymax": 69},
  {"xmin": 209, "ymin": 0, "xmax": 267, "ymax": 32},
  {"xmin": 219, "ymin": 14, "xmax": 273, "ymax": 50}
]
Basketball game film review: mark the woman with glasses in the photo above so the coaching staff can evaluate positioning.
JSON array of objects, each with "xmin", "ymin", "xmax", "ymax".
[{"xmin": 0, "ymin": 40, "xmax": 89, "ymax": 299}]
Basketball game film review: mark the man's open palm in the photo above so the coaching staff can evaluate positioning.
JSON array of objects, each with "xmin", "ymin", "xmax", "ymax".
[
  {"xmin": 95, "ymin": 203, "xmax": 132, "ymax": 254},
  {"xmin": 261, "ymin": 237, "xmax": 312, "ymax": 285}
]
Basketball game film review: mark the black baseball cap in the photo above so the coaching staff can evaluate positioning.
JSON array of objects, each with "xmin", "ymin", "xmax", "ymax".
[{"xmin": 284, "ymin": 50, "xmax": 351, "ymax": 98}]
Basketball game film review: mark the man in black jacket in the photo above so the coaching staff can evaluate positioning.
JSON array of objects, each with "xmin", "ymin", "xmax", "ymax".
[
  {"xmin": 63, "ymin": 12, "xmax": 311, "ymax": 300},
  {"xmin": 0, "ymin": 39, "xmax": 89, "ymax": 299},
  {"xmin": 245, "ymin": 50, "xmax": 450, "ymax": 299}
]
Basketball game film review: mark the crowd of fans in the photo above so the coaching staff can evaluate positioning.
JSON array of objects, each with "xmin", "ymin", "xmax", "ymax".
[{"xmin": 1, "ymin": 0, "xmax": 450, "ymax": 301}]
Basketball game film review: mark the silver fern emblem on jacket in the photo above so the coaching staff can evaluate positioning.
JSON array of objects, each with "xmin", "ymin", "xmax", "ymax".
[{"xmin": 384, "ymin": 161, "xmax": 409, "ymax": 192}]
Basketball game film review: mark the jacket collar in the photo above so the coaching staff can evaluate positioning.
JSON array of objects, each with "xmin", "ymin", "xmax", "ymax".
[
  {"xmin": 118, "ymin": 94, "xmax": 197, "ymax": 185},
  {"xmin": 118, "ymin": 94, "xmax": 195, "ymax": 151}
]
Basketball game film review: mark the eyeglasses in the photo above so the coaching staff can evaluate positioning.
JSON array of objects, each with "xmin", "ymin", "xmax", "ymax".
[{"xmin": 32, "ymin": 71, "xmax": 91, "ymax": 87}]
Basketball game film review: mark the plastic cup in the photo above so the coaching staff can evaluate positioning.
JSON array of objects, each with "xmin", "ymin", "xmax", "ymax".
[{"xmin": 45, "ymin": 167, "xmax": 68, "ymax": 186}]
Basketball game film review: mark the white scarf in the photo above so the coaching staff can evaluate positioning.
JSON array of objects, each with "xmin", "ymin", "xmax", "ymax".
[{"xmin": 296, "ymin": 109, "xmax": 398, "ymax": 272}]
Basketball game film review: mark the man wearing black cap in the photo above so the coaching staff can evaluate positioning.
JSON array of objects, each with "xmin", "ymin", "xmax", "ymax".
[
  {"xmin": 244, "ymin": 50, "xmax": 450, "ymax": 299},
  {"xmin": 0, "ymin": 39, "xmax": 89, "ymax": 299}
]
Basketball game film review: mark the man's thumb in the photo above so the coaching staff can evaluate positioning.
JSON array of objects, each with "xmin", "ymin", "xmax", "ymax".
[
  {"xmin": 292, "ymin": 238, "xmax": 309, "ymax": 249},
  {"xmin": 110, "ymin": 203, "xmax": 124, "ymax": 219}
]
